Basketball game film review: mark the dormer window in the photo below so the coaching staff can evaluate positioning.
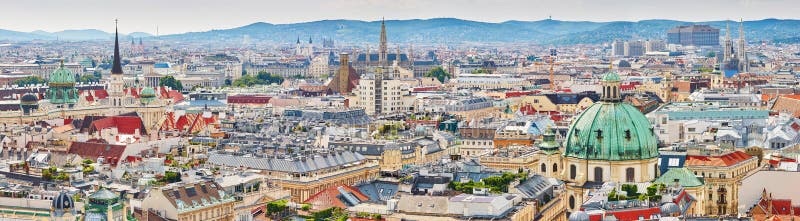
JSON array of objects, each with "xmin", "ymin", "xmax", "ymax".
[
  {"xmin": 595, "ymin": 129, "xmax": 603, "ymax": 139},
  {"xmin": 624, "ymin": 130, "xmax": 632, "ymax": 140}
]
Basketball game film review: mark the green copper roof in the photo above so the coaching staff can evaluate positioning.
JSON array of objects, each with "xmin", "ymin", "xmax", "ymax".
[
  {"xmin": 89, "ymin": 188, "xmax": 118, "ymax": 201},
  {"xmin": 48, "ymin": 64, "xmax": 76, "ymax": 84},
  {"xmin": 601, "ymin": 71, "xmax": 621, "ymax": 82},
  {"xmin": 654, "ymin": 168, "xmax": 704, "ymax": 187},
  {"xmin": 538, "ymin": 128, "xmax": 560, "ymax": 153},
  {"xmin": 47, "ymin": 63, "xmax": 78, "ymax": 105},
  {"xmin": 140, "ymin": 86, "xmax": 156, "ymax": 104},
  {"xmin": 562, "ymin": 102, "xmax": 659, "ymax": 161}
]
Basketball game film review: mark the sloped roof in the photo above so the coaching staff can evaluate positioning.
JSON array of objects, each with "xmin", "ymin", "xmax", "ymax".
[
  {"xmin": 654, "ymin": 168, "xmax": 704, "ymax": 187},
  {"xmin": 685, "ymin": 151, "xmax": 753, "ymax": 167},
  {"xmin": 88, "ymin": 116, "xmax": 146, "ymax": 135},
  {"xmin": 161, "ymin": 181, "xmax": 228, "ymax": 209},
  {"xmin": 68, "ymin": 141, "xmax": 126, "ymax": 166},
  {"xmin": 303, "ymin": 185, "xmax": 370, "ymax": 210},
  {"xmin": 206, "ymin": 151, "xmax": 367, "ymax": 173}
]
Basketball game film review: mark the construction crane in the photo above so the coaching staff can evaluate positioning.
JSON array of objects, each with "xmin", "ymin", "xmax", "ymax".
[
  {"xmin": 532, "ymin": 48, "xmax": 560, "ymax": 90},
  {"xmin": 549, "ymin": 48, "xmax": 557, "ymax": 89}
]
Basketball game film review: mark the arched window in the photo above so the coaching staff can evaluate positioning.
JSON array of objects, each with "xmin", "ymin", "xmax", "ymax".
[
  {"xmin": 569, "ymin": 195, "xmax": 576, "ymax": 209},
  {"xmin": 594, "ymin": 167, "xmax": 603, "ymax": 182},
  {"xmin": 613, "ymin": 86, "xmax": 618, "ymax": 98},
  {"xmin": 570, "ymin": 165, "xmax": 577, "ymax": 180},
  {"xmin": 626, "ymin": 167, "xmax": 635, "ymax": 182},
  {"xmin": 553, "ymin": 163, "xmax": 558, "ymax": 173},
  {"xmin": 540, "ymin": 163, "xmax": 546, "ymax": 173}
]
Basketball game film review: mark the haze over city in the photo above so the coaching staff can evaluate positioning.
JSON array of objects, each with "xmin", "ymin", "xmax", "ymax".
[{"xmin": 1, "ymin": 0, "xmax": 799, "ymax": 34}]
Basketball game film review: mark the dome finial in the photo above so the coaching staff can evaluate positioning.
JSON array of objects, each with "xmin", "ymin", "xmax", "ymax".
[{"xmin": 60, "ymin": 59, "xmax": 64, "ymax": 68}]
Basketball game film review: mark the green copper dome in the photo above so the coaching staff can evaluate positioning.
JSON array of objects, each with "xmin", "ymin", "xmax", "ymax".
[
  {"xmin": 48, "ymin": 65, "xmax": 76, "ymax": 86},
  {"xmin": 562, "ymin": 102, "xmax": 658, "ymax": 161},
  {"xmin": 601, "ymin": 72, "xmax": 621, "ymax": 82},
  {"xmin": 47, "ymin": 62, "xmax": 78, "ymax": 105},
  {"xmin": 139, "ymin": 86, "xmax": 156, "ymax": 104}
]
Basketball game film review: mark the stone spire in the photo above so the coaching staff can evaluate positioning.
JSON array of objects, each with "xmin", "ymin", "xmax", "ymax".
[
  {"xmin": 409, "ymin": 43, "xmax": 414, "ymax": 70},
  {"xmin": 111, "ymin": 19, "xmax": 123, "ymax": 75},
  {"xmin": 738, "ymin": 18, "xmax": 748, "ymax": 72},
  {"xmin": 723, "ymin": 22, "xmax": 733, "ymax": 62},
  {"xmin": 365, "ymin": 45, "xmax": 371, "ymax": 63},
  {"xmin": 379, "ymin": 18, "xmax": 388, "ymax": 67}
]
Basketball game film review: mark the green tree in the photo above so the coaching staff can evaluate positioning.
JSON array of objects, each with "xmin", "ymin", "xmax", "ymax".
[
  {"xmin": 159, "ymin": 76, "xmax": 183, "ymax": 91},
  {"xmin": 232, "ymin": 75, "xmax": 261, "ymax": 87},
  {"xmin": 13, "ymin": 76, "xmax": 46, "ymax": 86},
  {"xmin": 256, "ymin": 71, "xmax": 284, "ymax": 84},
  {"xmin": 424, "ymin": 66, "xmax": 451, "ymax": 83},
  {"xmin": 42, "ymin": 168, "xmax": 54, "ymax": 180},
  {"xmin": 621, "ymin": 184, "xmax": 639, "ymax": 198},
  {"xmin": 79, "ymin": 74, "xmax": 100, "ymax": 83},
  {"xmin": 160, "ymin": 171, "xmax": 182, "ymax": 183}
]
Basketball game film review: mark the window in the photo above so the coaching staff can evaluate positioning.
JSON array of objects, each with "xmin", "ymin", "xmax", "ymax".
[
  {"xmin": 570, "ymin": 165, "xmax": 577, "ymax": 180},
  {"xmin": 668, "ymin": 158, "xmax": 680, "ymax": 166},
  {"xmin": 540, "ymin": 163, "xmax": 546, "ymax": 173},
  {"xmin": 594, "ymin": 167, "xmax": 604, "ymax": 182},
  {"xmin": 569, "ymin": 195, "xmax": 575, "ymax": 209},
  {"xmin": 626, "ymin": 168, "xmax": 635, "ymax": 182},
  {"xmin": 553, "ymin": 163, "xmax": 558, "ymax": 173}
]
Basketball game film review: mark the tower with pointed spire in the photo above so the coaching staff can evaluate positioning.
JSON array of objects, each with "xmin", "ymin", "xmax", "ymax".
[
  {"xmin": 109, "ymin": 19, "xmax": 126, "ymax": 108},
  {"xmin": 738, "ymin": 18, "xmax": 748, "ymax": 72},
  {"xmin": 723, "ymin": 22, "xmax": 733, "ymax": 62},
  {"xmin": 305, "ymin": 36, "xmax": 313, "ymax": 56},
  {"xmin": 295, "ymin": 36, "xmax": 302, "ymax": 55},
  {"xmin": 379, "ymin": 18, "xmax": 388, "ymax": 67}
]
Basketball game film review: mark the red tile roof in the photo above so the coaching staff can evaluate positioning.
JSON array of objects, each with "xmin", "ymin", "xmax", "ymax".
[
  {"xmin": 167, "ymin": 90, "xmax": 184, "ymax": 103},
  {"xmin": 303, "ymin": 185, "xmax": 369, "ymax": 211},
  {"xmin": 93, "ymin": 89, "xmax": 109, "ymax": 100},
  {"xmin": 68, "ymin": 141, "xmax": 127, "ymax": 166},
  {"xmin": 89, "ymin": 116, "xmax": 146, "ymax": 135},
  {"xmin": 600, "ymin": 207, "xmax": 661, "ymax": 221},
  {"xmin": 686, "ymin": 151, "xmax": 753, "ymax": 167}
]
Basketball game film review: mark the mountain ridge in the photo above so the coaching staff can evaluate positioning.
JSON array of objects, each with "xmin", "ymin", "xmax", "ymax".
[{"xmin": 3, "ymin": 18, "xmax": 800, "ymax": 44}]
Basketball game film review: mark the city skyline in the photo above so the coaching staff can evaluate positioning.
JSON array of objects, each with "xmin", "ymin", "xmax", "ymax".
[{"xmin": 1, "ymin": 0, "xmax": 799, "ymax": 35}]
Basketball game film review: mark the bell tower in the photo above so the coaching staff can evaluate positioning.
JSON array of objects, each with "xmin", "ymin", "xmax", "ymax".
[{"xmin": 109, "ymin": 19, "xmax": 126, "ymax": 108}]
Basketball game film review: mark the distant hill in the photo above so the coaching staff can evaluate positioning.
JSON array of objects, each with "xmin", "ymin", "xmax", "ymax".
[
  {"xmin": 3, "ymin": 18, "xmax": 800, "ymax": 44},
  {"xmin": 165, "ymin": 18, "xmax": 552, "ymax": 44},
  {"xmin": 0, "ymin": 29, "xmax": 53, "ymax": 41},
  {"xmin": 163, "ymin": 18, "xmax": 800, "ymax": 45},
  {"xmin": 0, "ymin": 29, "xmax": 153, "ymax": 41}
]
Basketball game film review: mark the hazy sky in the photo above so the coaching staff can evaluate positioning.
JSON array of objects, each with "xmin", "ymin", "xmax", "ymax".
[{"xmin": 2, "ymin": 0, "xmax": 799, "ymax": 34}]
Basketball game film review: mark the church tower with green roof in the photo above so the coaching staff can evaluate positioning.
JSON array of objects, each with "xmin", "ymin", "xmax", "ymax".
[{"xmin": 47, "ymin": 61, "xmax": 79, "ymax": 106}]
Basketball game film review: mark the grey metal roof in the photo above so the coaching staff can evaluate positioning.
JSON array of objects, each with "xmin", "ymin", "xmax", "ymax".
[{"xmin": 207, "ymin": 151, "xmax": 366, "ymax": 173}]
